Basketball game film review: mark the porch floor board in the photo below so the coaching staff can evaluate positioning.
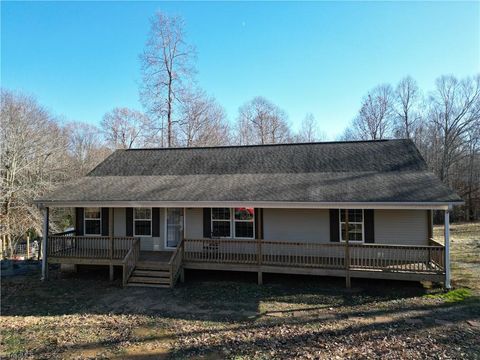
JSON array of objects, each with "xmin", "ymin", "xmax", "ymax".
[{"xmin": 139, "ymin": 251, "xmax": 173, "ymax": 263}]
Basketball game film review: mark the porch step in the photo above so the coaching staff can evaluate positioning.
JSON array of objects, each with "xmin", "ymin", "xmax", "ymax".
[
  {"xmin": 132, "ymin": 269, "xmax": 170, "ymax": 278},
  {"xmin": 128, "ymin": 276, "xmax": 171, "ymax": 285},
  {"xmin": 126, "ymin": 282, "xmax": 171, "ymax": 289},
  {"xmin": 135, "ymin": 261, "xmax": 171, "ymax": 271},
  {"xmin": 127, "ymin": 264, "xmax": 172, "ymax": 288}
]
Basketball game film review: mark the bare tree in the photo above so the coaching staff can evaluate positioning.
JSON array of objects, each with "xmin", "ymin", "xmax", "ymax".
[
  {"xmin": 337, "ymin": 127, "xmax": 360, "ymax": 141},
  {"xmin": 236, "ymin": 96, "xmax": 292, "ymax": 145},
  {"xmin": 0, "ymin": 90, "xmax": 69, "ymax": 255},
  {"xmin": 460, "ymin": 123, "xmax": 480, "ymax": 220},
  {"xmin": 317, "ymin": 73, "xmax": 480, "ymax": 220},
  {"xmin": 394, "ymin": 76, "xmax": 422, "ymax": 139},
  {"xmin": 65, "ymin": 121, "xmax": 111, "ymax": 174},
  {"xmin": 177, "ymin": 89, "xmax": 231, "ymax": 147},
  {"xmin": 427, "ymin": 75, "xmax": 480, "ymax": 182},
  {"xmin": 140, "ymin": 12, "xmax": 196, "ymax": 147},
  {"xmin": 294, "ymin": 113, "xmax": 325, "ymax": 142},
  {"xmin": 101, "ymin": 107, "xmax": 153, "ymax": 149},
  {"xmin": 352, "ymin": 84, "xmax": 395, "ymax": 140}
]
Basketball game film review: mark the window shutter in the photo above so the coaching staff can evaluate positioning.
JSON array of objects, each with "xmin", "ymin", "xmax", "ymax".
[
  {"xmin": 427, "ymin": 210, "xmax": 433, "ymax": 240},
  {"xmin": 364, "ymin": 209, "xmax": 375, "ymax": 243},
  {"xmin": 126, "ymin": 208, "xmax": 133, "ymax": 236},
  {"xmin": 254, "ymin": 208, "xmax": 262, "ymax": 239},
  {"xmin": 101, "ymin": 208, "xmax": 109, "ymax": 236},
  {"xmin": 329, "ymin": 209, "xmax": 339, "ymax": 242},
  {"xmin": 203, "ymin": 208, "xmax": 211, "ymax": 238},
  {"xmin": 152, "ymin": 208, "xmax": 160, "ymax": 237},
  {"xmin": 75, "ymin": 208, "xmax": 84, "ymax": 236}
]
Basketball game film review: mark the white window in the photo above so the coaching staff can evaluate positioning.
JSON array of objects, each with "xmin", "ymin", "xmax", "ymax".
[
  {"xmin": 339, "ymin": 209, "xmax": 364, "ymax": 242},
  {"xmin": 211, "ymin": 208, "xmax": 231, "ymax": 238},
  {"xmin": 134, "ymin": 208, "xmax": 152, "ymax": 237},
  {"xmin": 211, "ymin": 208, "xmax": 255, "ymax": 239},
  {"xmin": 234, "ymin": 207, "xmax": 255, "ymax": 239},
  {"xmin": 84, "ymin": 207, "xmax": 101, "ymax": 235}
]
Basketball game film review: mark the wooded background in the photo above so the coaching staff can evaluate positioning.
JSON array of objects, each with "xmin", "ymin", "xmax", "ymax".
[{"xmin": 1, "ymin": 12, "xmax": 479, "ymax": 254}]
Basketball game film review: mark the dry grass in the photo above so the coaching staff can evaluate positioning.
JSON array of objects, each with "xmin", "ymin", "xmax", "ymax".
[
  {"xmin": 1, "ymin": 222, "xmax": 479, "ymax": 359},
  {"xmin": 433, "ymin": 221, "xmax": 480, "ymax": 293}
]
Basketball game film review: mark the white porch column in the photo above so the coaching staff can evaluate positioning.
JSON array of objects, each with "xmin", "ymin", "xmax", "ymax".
[
  {"xmin": 41, "ymin": 207, "xmax": 49, "ymax": 281},
  {"xmin": 444, "ymin": 208, "xmax": 451, "ymax": 289}
]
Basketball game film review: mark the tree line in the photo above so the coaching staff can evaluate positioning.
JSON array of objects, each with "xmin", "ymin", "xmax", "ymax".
[
  {"xmin": 340, "ymin": 75, "xmax": 480, "ymax": 222},
  {"xmin": 1, "ymin": 11, "xmax": 478, "ymax": 254}
]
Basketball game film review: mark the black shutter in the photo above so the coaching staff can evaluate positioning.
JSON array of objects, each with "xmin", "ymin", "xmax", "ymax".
[
  {"xmin": 75, "ymin": 208, "xmax": 84, "ymax": 236},
  {"xmin": 152, "ymin": 208, "xmax": 160, "ymax": 237},
  {"xmin": 329, "ymin": 209, "xmax": 340, "ymax": 242},
  {"xmin": 254, "ymin": 208, "xmax": 262, "ymax": 239},
  {"xmin": 364, "ymin": 209, "xmax": 375, "ymax": 243},
  {"xmin": 427, "ymin": 210, "xmax": 433, "ymax": 240},
  {"xmin": 101, "ymin": 208, "xmax": 109, "ymax": 236},
  {"xmin": 203, "ymin": 208, "xmax": 212, "ymax": 238},
  {"xmin": 126, "ymin": 208, "xmax": 133, "ymax": 236}
]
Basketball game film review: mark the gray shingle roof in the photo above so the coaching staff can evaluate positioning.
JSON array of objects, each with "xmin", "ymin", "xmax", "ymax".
[
  {"xmin": 89, "ymin": 139, "xmax": 427, "ymax": 176},
  {"xmin": 38, "ymin": 140, "xmax": 462, "ymax": 204}
]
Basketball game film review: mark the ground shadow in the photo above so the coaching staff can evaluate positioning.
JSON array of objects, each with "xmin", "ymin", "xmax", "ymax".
[
  {"xmin": 2, "ymin": 266, "xmax": 479, "ymax": 359},
  {"xmin": 2, "ymin": 265, "xmax": 439, "ymax": 321}
]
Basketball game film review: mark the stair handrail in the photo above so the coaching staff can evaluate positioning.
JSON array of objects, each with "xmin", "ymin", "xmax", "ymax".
[
  {"xmin": 168, "ymin": 238, "xmax": 185, "ymax": 287},
  {"xmin": 122, "ymin": 238, "xmax": 140, "ymax": 287}
]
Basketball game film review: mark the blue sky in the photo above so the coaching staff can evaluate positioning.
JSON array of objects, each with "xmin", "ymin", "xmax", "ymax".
[{"xmin": 2, "ymin": 1, "xmax": 479, "ymax": 139}]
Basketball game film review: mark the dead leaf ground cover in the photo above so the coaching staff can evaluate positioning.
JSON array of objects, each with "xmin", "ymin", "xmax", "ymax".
[{"xmin": 1, "ymin": 222, "xmax": 479, "ymax": 359}]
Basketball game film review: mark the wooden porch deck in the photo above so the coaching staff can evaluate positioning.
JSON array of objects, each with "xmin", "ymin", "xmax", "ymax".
[
  {"xmin": 46, "ymin": 236, "xmax": 446, "ymax": 287},
  {"xmin": 139, "ymin": 251, "xmax": 173, "ymax": 263}
]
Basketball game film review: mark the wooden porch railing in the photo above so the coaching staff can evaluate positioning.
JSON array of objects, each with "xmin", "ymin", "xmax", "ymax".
[
  {"xmin": 48, "ymin": 236, "xmax": 136, "ymax": 260},
  {"xmin": 122, "ymin": 239, "xmax": 140, "ymax": 287},
  {"xmin": 168, "ymin": 238, "xmax": 185, "ymax": 287},
  {"xmin": 48, "ymin": 235, "xmax": 141, "ymax": 286},
  {"xmin": 183, "ymin": 238, "xmax": 445, "ymax": 274},
  {"xmin": 348, "ymin": 243, "xmax": 444, "ymax": 273}
]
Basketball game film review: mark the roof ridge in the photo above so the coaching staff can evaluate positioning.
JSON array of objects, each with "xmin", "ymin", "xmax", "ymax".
[{"xmin": 122, "ymin": 139, "xmax": 406, "ymax": 151}]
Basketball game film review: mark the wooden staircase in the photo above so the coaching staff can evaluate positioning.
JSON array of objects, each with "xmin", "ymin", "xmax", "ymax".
[
  {"xmin": 127, "ymin": 261, "xmax": 172, "ymax": 288},
  {"xmin": 124, "ymin": 243, "xmax": 184, "ymax": 289}
]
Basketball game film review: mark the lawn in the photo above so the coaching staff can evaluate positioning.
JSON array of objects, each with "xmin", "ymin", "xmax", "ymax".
[
  {"xmin": 1, "ymin": 222, "xmax": 479, "ymax": 359},
  {"xmin": 433, "ymin": 221, "xmax": 480, "ymax": 293}
]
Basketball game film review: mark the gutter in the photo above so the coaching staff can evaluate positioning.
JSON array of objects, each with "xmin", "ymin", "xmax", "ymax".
[{"xmin": 35, "ymin": 200, "xmax": 464, "ymax": 210}]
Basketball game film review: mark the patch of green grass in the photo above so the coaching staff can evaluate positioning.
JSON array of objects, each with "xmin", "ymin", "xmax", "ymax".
[
  {"xmin": 425, "ymin": 288, "xmax": 473, "ymax": 302},
  {"xmin": 1, "ymin": 331, "xmax": 26, "ymax": 356}
]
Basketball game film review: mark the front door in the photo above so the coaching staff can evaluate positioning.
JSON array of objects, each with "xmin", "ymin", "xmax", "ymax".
[{"xmin": 165, "ymin": 208, "xmax": 183, "ymax": 249}]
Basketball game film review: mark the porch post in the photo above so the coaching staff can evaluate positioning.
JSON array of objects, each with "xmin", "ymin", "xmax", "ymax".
[
  {"xmin": 444, "ymin": 208, "xmax": 451, "ymax": 290},
  {"xmin": 257, "ymin": 238, "xmax": 263, "ymax": 285},
  {"xmin": 344, "ymin": 209, "xmax": 351, "ymax": 288},
  {"xmin": 41, "ymin": 206, "xmax": 49, "ymax": 281},
  {"xmin": 109, "ymin": 207, "xmax": 114, "ymax": 281}
]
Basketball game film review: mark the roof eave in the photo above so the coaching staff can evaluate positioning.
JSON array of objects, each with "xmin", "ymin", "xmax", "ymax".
[{"xmin": 34, "ymin": 199, "xmax": 464, "ymax": 210}]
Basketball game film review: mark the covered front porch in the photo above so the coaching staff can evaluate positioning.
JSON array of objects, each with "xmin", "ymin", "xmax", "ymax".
[
  {"xmin": 39, "ymin": 203, "xmax": 454, "ymax": 288},
  {"xmin": 40, "ymin": 204, "xmax": 451, "ymax": 288}
]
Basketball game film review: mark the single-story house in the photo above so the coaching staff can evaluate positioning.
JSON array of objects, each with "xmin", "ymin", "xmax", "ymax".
[{"xmin": 35, "ymin": 139, "xmax": 462, "ymax": 288}]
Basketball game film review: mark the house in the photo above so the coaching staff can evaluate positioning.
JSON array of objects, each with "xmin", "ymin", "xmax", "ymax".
[{"xmin": 35, "ymin": 139, "xmax": 462, "ymax": 288}]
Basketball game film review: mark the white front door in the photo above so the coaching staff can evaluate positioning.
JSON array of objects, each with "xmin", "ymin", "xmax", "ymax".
[{"xmin": 165, "ymin": 208, "xmax": 183, "ymax": 249}]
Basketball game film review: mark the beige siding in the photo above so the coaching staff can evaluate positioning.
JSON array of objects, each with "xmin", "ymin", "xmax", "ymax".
[
  {"xmin": 374, "ymin": 209, "xmax": 428, "ymax": 245},
  {"xmin": 185, "ymin": 208, "xmax": 204, "ymax": 239},
  {"xmin": 263, "ymin": 209, "xmax": 330, "ymax": 243},
  {"xmin": 112, "ymin": 207, "xmax": 166, "ymax": 251},
  {"xmin": 111, "ymin": 207, "xmax": 428, "ymax": 248}
]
